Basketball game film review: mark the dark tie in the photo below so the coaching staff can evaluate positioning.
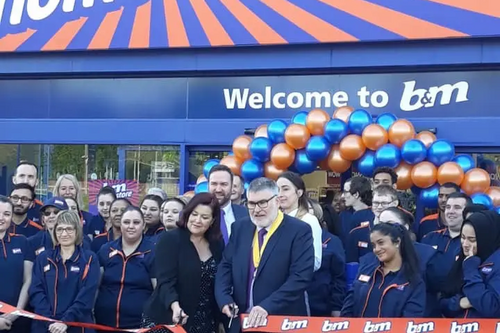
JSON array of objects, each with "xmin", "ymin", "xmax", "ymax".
[
  {"xmin": 258, "ymin": 228, "xmax": 268, "ymax": 249},
  {"xmin": 220, "ymin": 210, "xmax": 229, "ymax": 244}
]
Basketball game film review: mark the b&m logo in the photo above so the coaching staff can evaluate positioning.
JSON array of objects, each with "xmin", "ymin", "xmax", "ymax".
[
  {"xmin": 321, "ymin": 320, "xmax": 349, "ymax": 332},
  {"xmin": 450, "ymin": 321, "xmax": 479, "ymax": 333},
  {"xmin": 280, "ymin": 318, "xmax": 309, "ymax": 331},
  {"xmin": 406, "ymin": 321, "xmax": 435, "ymax": 333},
  {"xmin": 241, "ymin": 317, "xmax": 268, "ymax": 330},
  {"xmin": 363, "ymin": 321, "xmax": 391, "ymax": 333},
  {"xmin": 400, "ymin": 80, "xmax": 469, "ymax": 112},
  {"xmin": 103, "ymin": 182, "xmax": 133, "ymax": 199}
]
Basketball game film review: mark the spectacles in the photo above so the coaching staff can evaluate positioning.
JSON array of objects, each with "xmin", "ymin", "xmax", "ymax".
[
  {"xmin": 372, "ymin": 201, "xmax": 394, "ymax": 208},
  {"xmin": 10, "ymin": 195, "xmax": 32, "ymax": 203},
  {"xmin": 247, "ymin": 195, "xmax": 277, "ymax": 210},
  {"xmin": 43, "ymin": 210, "xmax": 60, "ymax": 217},
  {"xmin": 55, "ymin": 227, "xmax": 75, "ymax": 235}
]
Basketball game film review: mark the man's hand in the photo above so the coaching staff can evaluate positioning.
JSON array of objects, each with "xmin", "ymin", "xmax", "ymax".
[
  {"xmin": 222, "ymin": 304, "xmax": 239, "ymax": 318},
  {"xmin": 247, "ymin": 306, "xmax": 268, "ymax": 328},
  {"xmin": 459, "ymin": 297, "xmax": 472, "ymax": 309},
  {"xmin": 49, "ymin": 322, "xmax": 68, "ymax": 333}
]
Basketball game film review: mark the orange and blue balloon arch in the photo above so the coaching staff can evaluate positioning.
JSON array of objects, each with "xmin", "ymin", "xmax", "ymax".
[{"xmin": 194, "ymin": 107, "xmax": 500, "ymax": 212}]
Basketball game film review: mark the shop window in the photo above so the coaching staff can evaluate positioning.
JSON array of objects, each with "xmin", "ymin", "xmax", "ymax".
[{"xmin": 188, "ymin": 150, "xmax": 229, "ymax": 190}]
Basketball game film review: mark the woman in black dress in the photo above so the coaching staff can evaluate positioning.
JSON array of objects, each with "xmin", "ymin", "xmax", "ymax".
[{"xmin": 142, "ymin": 192, "xmax": 224, "ymax": 333}]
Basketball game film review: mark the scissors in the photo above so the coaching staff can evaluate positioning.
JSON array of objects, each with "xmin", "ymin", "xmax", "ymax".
[{"xmin": 228, "ymin": 304, "xmax": 239, "ymax": 328}]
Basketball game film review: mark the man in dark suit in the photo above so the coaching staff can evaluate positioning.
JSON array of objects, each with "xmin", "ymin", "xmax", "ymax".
[
  {"xmin": 215, "ymin": 177, "xmax": 314, "ymax": 332},
  {"xmin": 208, "ymin": 165, "xmax": 249, "ymax": 244}
]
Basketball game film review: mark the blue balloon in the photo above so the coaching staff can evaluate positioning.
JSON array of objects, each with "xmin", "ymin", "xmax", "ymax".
[
  {"xmin": 294, "ymin": 149, "xmax": 317, "ymax": 174},
  {"xmin": 195, "ymin": 181, "xmax": 209, "ymax": 194},
  {"xmin": 376, "ymin": 113, "xmax": 398, "ymax": 131},
  {"xmin": 241, "ymin": 159, "xmax": 264, "ymax": 183},
  {"xmin": 375, "ymin": 144, "xmax": 401, "ymax": 168},
  {"xmin": 291, "ymin": 111, "xmax": 308, "ymax": 125},
  {"xmin": 495, "ymin": 206, "xmax": 500, "ymax": 215},
  {"xmin": 453, "ymin": 154, "xmax": 476, "ymax": 173},
  {"xmin": 305, "ymin": 136, "xmax": 331, "ymax": 161},
  {"xmin": 356, "ymin": 151, "xmax": 376, "ymax": 177},
  {"xmin": 471, "ymin": 193, "xmax": 494, "ymax": 210},
  {"xmin": 428, "ymin": 140, "xmax": 455, "ymax": 166},
  {"xmin": 244, "ymin": 182, "xmax": 250, "ymax": 191},
  {"xmin": 348, "ymin": 109, "xmax": 373, "ymax": 135},
  {"xmin": 401, "ymin": 139, "xmax": 427, "ymax": 165},
  {"xmin": 324, "ymin": 119, "xmax": 349, "ymax": 144},
  {"xmin": 267, "ymin": 120, "xmax": 288, "ymax": 144},
  {"xmin": 203, "ymin": 159, "xmax": 220, "ymax": 178},
  {"xmin": 249, "ymin": 137, "xmax": 273, "ymax": 163},
  {"xmin": 419, "ymin": 184, "xmax": 439, "ymax": 209},
  {"xmin": 411, "ymin": 186, "xmax": 422, "ymax": 196}
]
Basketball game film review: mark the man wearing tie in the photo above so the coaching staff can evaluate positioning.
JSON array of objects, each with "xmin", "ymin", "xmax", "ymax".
[
  {"xmin": 215, "ymin": 177, "xmax": 314, "ymax": 332},
  {"xmin": 208, "ymin": 165, "xmax": 249, "ymax": 244}
]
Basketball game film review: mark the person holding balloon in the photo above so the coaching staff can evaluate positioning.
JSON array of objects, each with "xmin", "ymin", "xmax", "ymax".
[
  {"xmin": 422, "ymin": 192, "xmax": 472, "ymax": 291},
  {"xmin": 346, "ymin": 185, "xmax": 398, "ymax": 263},
  {"xmin": 417, "ymin": 183, "xmax": 460, "ymax": 241},
  {"xmin": 440, "ymin": 210, "xmax": 500, "ymax": 318},
  {"xmin": 277, "ymin": 172, "xmax": 322, "ymax": 271}
]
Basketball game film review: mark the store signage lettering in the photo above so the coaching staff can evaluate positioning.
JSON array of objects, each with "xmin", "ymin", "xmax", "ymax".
[
  {"xmin": 0, "ymin": 0, "xmax": 113, "ymax": 26},
  {"xmin": 223, "ymin": 80, "xmax": 469, "ymax": 112},
  {"xmin": 102, "ymin": 182, "xmax": 133, "ymax": 199}
]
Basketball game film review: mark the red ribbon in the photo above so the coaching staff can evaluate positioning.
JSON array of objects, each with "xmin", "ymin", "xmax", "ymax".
[{"xmin": 0, "ymin": 301, "xmax": 188, "ymax": 333}]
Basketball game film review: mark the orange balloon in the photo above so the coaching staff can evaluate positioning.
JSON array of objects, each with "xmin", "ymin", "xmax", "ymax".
[
  {"xmin": 183, "ymin": 191, "xmax": 195, "ymax": 198},
  {"xmin": 196, "ymin": 175, "xmax": 207, "ymax": 184},
  {"xmin": 395, "ymin": 162, "xmax": 413, "ymax": 190},
  {"xmin": 416, "ymin": 131, "xmax": 436, "ymax": 148},
  {"xmin": 333, "ymin": 106, "xmax": 354, "ymax": 123},
  {"xmin": 327, "ymin": 145, "xmax": 352, "ymax": 173},
  {"xmin": 339, "ymin": 135, "xmax": 366, "ymax": 161},
  {"xmin": 411, "ymin": 161, "xmax": 437, "ymax": 189},
  {"xmin": 306, "ymin": 109, "xmax": 330, "ymax": 136},
  {"xmin": 461, "ymin": 168, "xmax": 491, "ymax": 195},
  {"xmin": 220, "ymin": 155, "xmax": 243, "ymax": 176},
  {"xmin": 388, "ymin": 119, "xmax": 416, "ymax": 148},
  {"xmin": 285, "ymin": 124, "xmax": 311, "ymax": 150},
  {"xmin": 254, "ymin": 124, "xmax": 268, "ymax": 138},
  {"xmin": 487, "ymin": 186, "xmax": 500, "ymax": 207},
  {"xmin": 232, "ymin": 135, "xmax": 252, "ymax": 161},
  {"xmin": 264, "ymin": 162, "xmax": 285, "ymax": 180},
  {"xmin": 270, "ymin": 143, "xmax": 296, "ymax": 169},
  {"xmin": 437, "ymin": 162, "xmax": 465, "ymax": 186},
  {"xmin": 362, "ymin": 124, "xmax": 388, "ymax": 151}
]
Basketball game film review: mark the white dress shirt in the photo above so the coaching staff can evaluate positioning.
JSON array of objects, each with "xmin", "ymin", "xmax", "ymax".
[
  {"xmin": 288, "ymin": 209, "xmax": 323, "ymax": 271},
  {"xmin": 221, "ymin": 203, "xmax": 236, "ymax": 238}
]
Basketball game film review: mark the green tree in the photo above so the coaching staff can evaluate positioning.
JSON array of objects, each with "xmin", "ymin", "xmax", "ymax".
[{"xmin": 50, "ymin": 145, "xmax": 85, "ymax": 179}]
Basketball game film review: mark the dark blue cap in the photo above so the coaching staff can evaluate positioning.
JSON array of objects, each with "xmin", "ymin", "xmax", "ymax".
[{"xmin": 41, "ymin": 197, "xmax": 69, "ymax": 212}]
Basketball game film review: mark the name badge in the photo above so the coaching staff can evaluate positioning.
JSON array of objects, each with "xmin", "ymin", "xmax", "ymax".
[
  {"xmin": 70, "ymin": 266, "xmax": 80, "ymax": 273},
  {"xmin": 43, "ymin": 264, "xmax": 50, "ymax": 272},
  {"xmin": 12, "ymin": 248, "xmax": 22, "ymax": 254},
  {"xmin": 358, "ymin": 241, "xmax": 368, "ymax": 248},
  {"xmin": 109, "ymin": 250, "xmax": 119, "ymax": 258},
  {"xmin": 432, "ymin": 245, "xmax": 438, "ymax": 250},
  {"xmin": 358, "ymin": 274, "xmax": 370, "ymax": 282},
  {"xmin": 94, "ymin": 230, "xmax": 101, "ymax": 236},
  {"xmin": 360, "ymin": 221, "xmax": 370, "ymax": 227},
  {"xmin": 35, "ymin": 247, "xmax": 45, "ymax": 256},
  {"xmin": 481, "ymin": 266, "xmax": 493, "ymax": 274}
]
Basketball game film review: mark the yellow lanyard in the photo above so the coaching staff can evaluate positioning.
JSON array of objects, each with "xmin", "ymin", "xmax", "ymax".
[{"xmin": 252, "ymin": 210, "xmax": 284, "ymax": 269}]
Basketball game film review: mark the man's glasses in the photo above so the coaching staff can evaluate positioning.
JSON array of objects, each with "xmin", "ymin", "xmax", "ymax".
[
  {"xmin": 247, "ymin": 195, "xmax": 277, "ymax": 210},
  {"xmin": 372, "ymin": 201, "xmax": 394, "ymax": 208},
  {"xmin": 10, "ymin": 195, "xmax": 32, "ymax": 204}
]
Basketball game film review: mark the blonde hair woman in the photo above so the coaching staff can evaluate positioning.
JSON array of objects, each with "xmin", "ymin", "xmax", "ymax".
[{"xmin": 30, "ymin": 211, "xmax": 99, "ymax": 333}]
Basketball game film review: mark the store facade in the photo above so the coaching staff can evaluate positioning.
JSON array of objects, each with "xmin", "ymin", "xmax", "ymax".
[{"xmin": 0, "ymin": 0, "xmax": 499, "ymax": 201}]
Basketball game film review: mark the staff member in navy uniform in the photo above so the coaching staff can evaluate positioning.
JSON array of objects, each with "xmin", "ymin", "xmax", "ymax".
[
  {"xmin": 8, "ymin": 184, "xmax": 43, "ymax": 238},
  {"xmin": 346, "ymin": 185, "xmax": 398, "ymax": 263},
  {"xmin": 377, "ymin": 207, "xmax": 440, "ymax": 317},
  {"xmin": 12, "ymin": 162, "xmax": 43, "ymax": 226},
  {"xmin": 29, "ymin": 197, "xmax": 91, "ymax": 257},
  {"xmin": 440, "ymin": 210, "xmax": 500, "ymax": 318},
  {"xmin": 341, "ymin": 222, "xmax": 425, "ymax": 318},
  {"xmin": 341, "ymin": 177, "xmax": 374, "ymax": 246},
  {"xmin": 91, "ymin": 198, "xmax": 131, "ymax": 254},
  {"xmin": 87, "ymin": 186, "xmax": 116, "ymax": 239},
  {"xmin": 29, "ymin": 211, "xmax": 100, "ymax": 333},
  {"xmin": 141, "ymin": 194, "xmax": 165, "ymax": 237},
  {"xmin": 95, "ymin": 206, "xmax": 156, "ymax": 331},
  {"xmin": 0, "ymin": 195, "xmax": 33, "ymax": 332}
]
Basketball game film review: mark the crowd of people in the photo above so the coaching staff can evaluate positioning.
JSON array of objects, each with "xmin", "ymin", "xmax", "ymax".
[{"xmin": 0, "ymin": 161, "xmax": 499, "ymax": 333}]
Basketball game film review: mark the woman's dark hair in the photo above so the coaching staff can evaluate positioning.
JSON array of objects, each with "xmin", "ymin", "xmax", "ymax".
[
  {"xmin": 121, "ymin": 206, "xmax": 145, "ymax": 222},
  {"xmin": 371, "ymin": 222, "xmax": 420, "ymax": 283},
  {"xmin": 97, "ymin": 186, "xmax": 117, "ymax": 201},
  {"xmin": 141, "ymin": 194, "xmax": 163, "ymax": 209},
  {"xmin": 348, "ymin": 176, "xmax": 372, "ymax": 206},
  {"xmin": 0, "ymin": 195, "xmax": 13, "ymax": 212},
  {"xmin": 177, "ymin": 193, "xmax": 221, "ymax": 242},
  {"xmin": 462, "ymin": 203, "xmax": 488, "ymax": 221},
  {"xmin": 278, "ymin": 171, "xmax": 309, "ymax": 217},
  {"xmin": 443, "ymin": 211, "xmax": 500, "ymax": 297},
  {"xmin": 110, "ymin": 198, "xmax": 132, "ymax": 210}
]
